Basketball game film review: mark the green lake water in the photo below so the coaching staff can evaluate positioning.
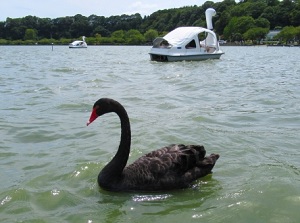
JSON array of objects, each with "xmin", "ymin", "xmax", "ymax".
[{"xmin": 0, "ymin": 45, "xmax": 299, "ymax": 222}]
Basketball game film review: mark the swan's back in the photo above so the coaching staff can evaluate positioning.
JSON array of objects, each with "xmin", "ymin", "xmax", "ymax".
[{"xmin": 111, "ymin": 144, "xmax": 219, "ymax": 191}]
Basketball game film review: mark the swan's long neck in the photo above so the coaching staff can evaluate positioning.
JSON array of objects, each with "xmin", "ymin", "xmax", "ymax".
[
  {"xmin": 113, "ymin": 105, "xmax": 131, "ymax": 172},
  {"xmin": 99, "ymin": 103, "xmax": 131, "ymax": 180}
]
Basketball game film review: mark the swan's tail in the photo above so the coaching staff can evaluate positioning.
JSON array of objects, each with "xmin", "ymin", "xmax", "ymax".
[{"xmin": 183, "ymin": 152, "xmax": 219, "ymax": 182}]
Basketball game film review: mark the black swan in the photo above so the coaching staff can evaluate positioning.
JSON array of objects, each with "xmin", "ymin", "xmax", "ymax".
[{"xmin": 87, "ymin": 98, "xmax": 219, "ymax": 192}]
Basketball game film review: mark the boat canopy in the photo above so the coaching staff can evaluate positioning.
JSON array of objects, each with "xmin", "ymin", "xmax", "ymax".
[
  {"xmin": 72, "ymin": 40, "xmax": 83, "ymax": 45},
  {"xmin": 152, "ymin": 27, "xmax": 218, "ymax": 50},
  {"xmin": 163, "ymin": 27, "xmax": 216, "ymax": 46}
]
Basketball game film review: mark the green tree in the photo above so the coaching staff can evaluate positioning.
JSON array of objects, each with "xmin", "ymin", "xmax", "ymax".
[
  {"xmin": 275, "ymin": 26, "xmax": 297, "ymax": 43},
  {"xmin": 248, "ymin": 2, "xmax": 268, "ymax": 19},
  {"xmin": 0, "ymin": 38, "xmax": 8, "ymax": 44},
  {"xmin": 235, "ymin": 16, "xmax": 256, "ymax": 34},
  {"xmin": 275, "ymin": 0, "xmax": 296, "ymax": 27},
  {"xmin": 70, "ymin": 14, "xmax": 91, "ymax": 37},
  {"xmin": 52, "ymin": 16, "xmax": 73, "ymax": 38},
  {"xmin": 92, "ymin": 26, "xmax": 110, "ymax": 37},
  {"xmin": 295, "ymin": 26, "xmax": 300, "ymax": 43},
  {"xmin": 214, "ymin": 10, "xmax": 231, "ymax": 35},
  {"xmin": 24, "ymin": 28, "xmax": 37, "ymax": 40},
  {"xmin": 144, "ymin": 29, "xmax": 158, "ymax": 42},
  {"xmin": 38, "ymin": 38, "xmax": 55, "ymax": 45},
  {"xmin": 0, "ymin": 21, "xmax": 6, "ymax": 39},
  {"xmin": 2, "ymin": 0, "xmax": 300, "ymax": 45},
  {"xmin": 22, "ymin": 16, "xmax": 39, "ymax": 29},
  {"xmin": 94, "ymin": 33, "xmax": 102, "ymax": 44},
  {"xmin": 111, "ymin": 30, "xmax": 125, "ymax": 43},
  {"xmin": 4, "ymin": 18, "xmax": 24, "ymax": 40},
  {"xmin": 59, "ymin": 38, "xmax": 72, "ymax": 44},
  {"xmin": 243, "ymin": 27, "xmax": 269, "ymax": 43},
  {"xmin": 255, "ymin": 17, "xmax": 270, "ymax": 29},
  {"xmin": 290, "ymin": 9, "xmax": 300, "ymax": 26},
  {"xmin": 223, "ymin": 17, "xmax": 238, "ymax": 40},
  {"xmin": 260, "ymin": 6, "xmax": 278, "ymax": 29},
  {"xmin": 38, "ymin": 18, "xmax": 53, "ymax": 39},
  {"xmin": 223, "ymin": 16, "xmax": 255, "ymax": 40},
  {"xmin": 125, "ymin": 29, "xmax": 145, "ymax": 44},
  {"xmin": 266, "ymin": 0, "xmax": 280, "ymax": 7}
]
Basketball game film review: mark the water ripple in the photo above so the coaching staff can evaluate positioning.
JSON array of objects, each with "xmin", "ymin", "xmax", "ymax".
[{"xmin": 0, "ymin": 45, "xmax": 299, "ymax": 222}]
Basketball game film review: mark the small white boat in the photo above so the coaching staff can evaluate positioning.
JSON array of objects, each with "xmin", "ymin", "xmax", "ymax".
[
  {"xmin": 149, "ymin": 8, "xmax": 224, "ymax": 62},
  {"xmin": 69, "ymin": 36, "xmax": 87, "ymax": 48}
]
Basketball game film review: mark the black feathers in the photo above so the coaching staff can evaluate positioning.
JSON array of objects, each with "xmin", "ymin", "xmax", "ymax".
[{"xmin": 87, "ymin": 98, "xmax": 219, "ymax": 192}]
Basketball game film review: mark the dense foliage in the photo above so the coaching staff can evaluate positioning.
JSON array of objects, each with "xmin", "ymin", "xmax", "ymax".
[{"xmin": 1, "ymin": 0, "xmax": 300, "ymax": 45}]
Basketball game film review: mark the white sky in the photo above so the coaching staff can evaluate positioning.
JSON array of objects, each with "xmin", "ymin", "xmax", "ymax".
[{"xmin": 0, "ymin": 0, "xmax": 222, "ymax": 21}]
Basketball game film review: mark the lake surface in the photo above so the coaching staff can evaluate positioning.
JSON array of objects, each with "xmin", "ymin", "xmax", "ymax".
[{"xmin": 0, "ymin": 45, "xmax": 299, "ymax": 222}]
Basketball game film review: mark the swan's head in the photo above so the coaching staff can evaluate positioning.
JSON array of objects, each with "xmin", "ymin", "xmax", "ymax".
[{"xmin": 86, "ymin": 98, "xmax": 120, "ymax": 126}]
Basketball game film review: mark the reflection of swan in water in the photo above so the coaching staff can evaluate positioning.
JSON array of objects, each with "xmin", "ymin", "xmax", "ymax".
[{"xmin": 87, "ymin": 98, "xmax": 220, "ymax": 192}]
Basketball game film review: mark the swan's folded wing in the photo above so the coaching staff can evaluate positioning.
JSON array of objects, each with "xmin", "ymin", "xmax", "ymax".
[
  {"xmin": 125, "ymin": 144, "xmax": 207, "ymax": 177},
  {"xmin": 122, "ymin": 144, "xmax": 219, "ymax": 190}
]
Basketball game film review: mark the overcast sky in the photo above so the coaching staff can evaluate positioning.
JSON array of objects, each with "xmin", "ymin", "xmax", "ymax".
[{"xmin": 0, "ymin": 0, "xmax": 222, "ymax": 21}]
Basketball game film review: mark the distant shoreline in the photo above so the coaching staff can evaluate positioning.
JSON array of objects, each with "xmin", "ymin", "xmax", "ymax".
[{"xmin": 0, "ymin": 43, "xmax": 299, "ymax": 47}]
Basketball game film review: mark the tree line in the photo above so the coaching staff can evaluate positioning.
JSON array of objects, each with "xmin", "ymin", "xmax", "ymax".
[{"xmin": 1, "ymin": 0, "xmax": 300, "ymax": 45}]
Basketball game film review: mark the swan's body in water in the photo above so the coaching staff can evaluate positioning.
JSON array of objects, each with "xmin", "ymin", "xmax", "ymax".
[{"xmin": 87, "ymin": 98, "xmax": 219, "ymax": 192}]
